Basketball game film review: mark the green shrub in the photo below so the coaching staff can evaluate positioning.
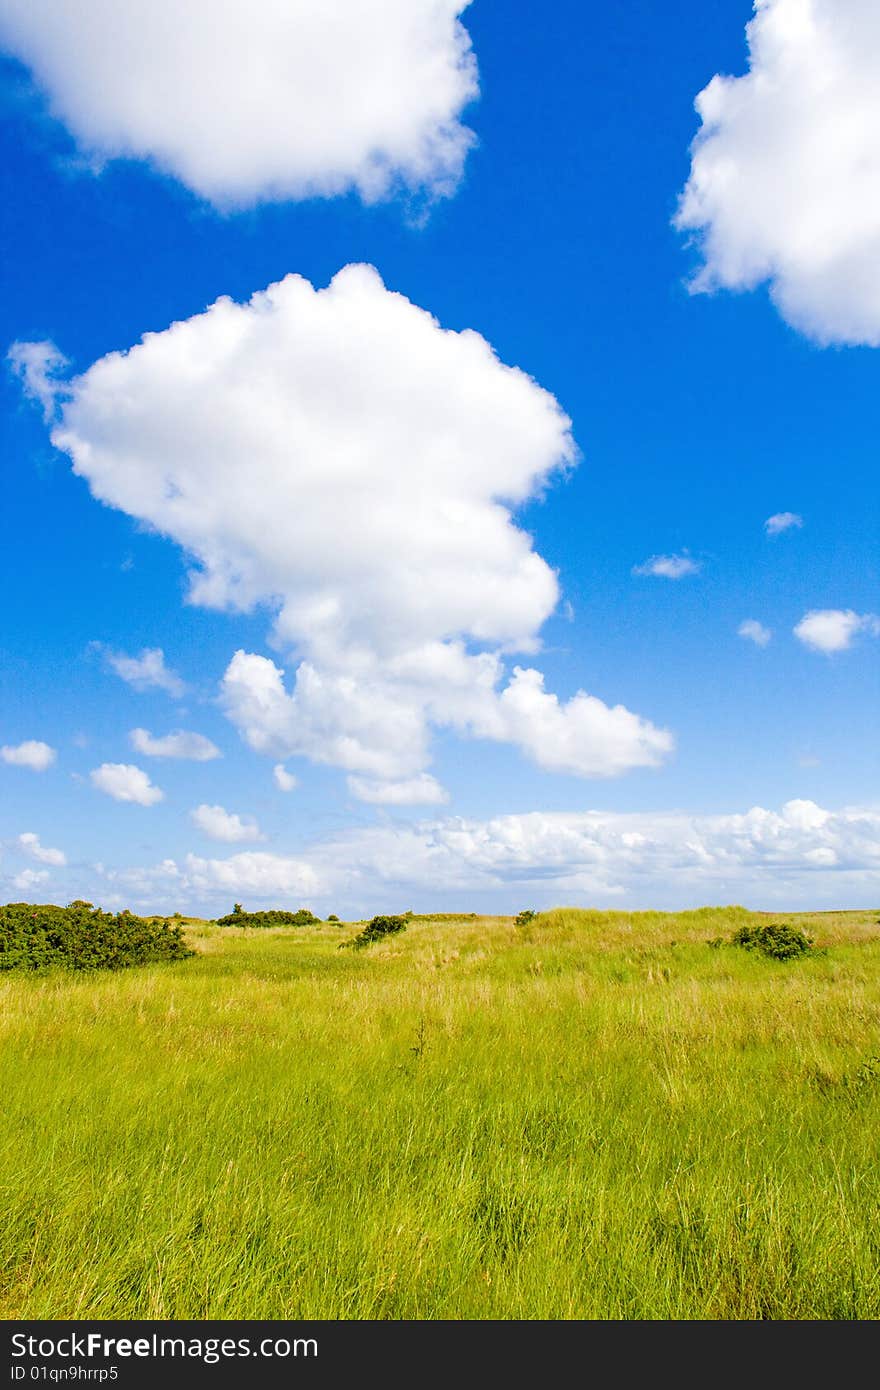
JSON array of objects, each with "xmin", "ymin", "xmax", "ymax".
[
  {"xmin": 731, "ymin": 922, "xmax": 813, "ymax": 961},
  {"xmin": 327, "ymin": 914, "xmax": 340, "ymax": 923},
  {"xmin": 214, "ymin": 908, "xmax": 319, "ymax": 928},
  {"xmin": 514, "ymin": 909, "xmax": 537, "ymax": 927},
  {"xmin": 344, "ymin": 915, "xmax": 407, "ymax": 950},
  {"xmin": 0, "ymin": 901, "xmax": 194, "ymax": 974}
]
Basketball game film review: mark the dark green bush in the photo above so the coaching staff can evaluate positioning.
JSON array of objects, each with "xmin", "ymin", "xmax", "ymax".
[
  {"xmin": 214, "ymin": 907, "xmax": 319, "ymax": 927},
  {"xmin": 731, "ymin": 921, "xmax": 813, "ymax": 961},
  {"xmin": 514, "ymin": 909, "xmax": 537, "ymax": 927},
  {"xmin": 344, "ymin": 915, "xmax": 407, "ymax": 950},
  {"xmin": 0, "ymin": 901, "xmax": 194, "ymax": 974},
  {"xmin": 327, "ymin": 914, "xmax": 340, "ymax": 922}
]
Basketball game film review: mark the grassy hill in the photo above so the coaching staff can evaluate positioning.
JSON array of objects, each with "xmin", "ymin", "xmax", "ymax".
[{"xmin": 1, "ymin": 905, "xmax": 878, "ymax": 1319}]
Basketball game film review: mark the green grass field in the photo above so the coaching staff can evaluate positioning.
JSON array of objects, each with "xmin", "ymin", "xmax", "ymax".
[{"xmin": 2, "ymin": 905, "xmax": 879, "ymax": 1320}]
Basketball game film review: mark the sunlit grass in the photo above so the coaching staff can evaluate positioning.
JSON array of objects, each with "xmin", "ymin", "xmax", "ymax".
[{"xmin": 1, "ymin": 905, "xmax": 878, "ymax": 1318}]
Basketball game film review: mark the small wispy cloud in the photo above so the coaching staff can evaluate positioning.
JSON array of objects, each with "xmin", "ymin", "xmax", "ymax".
[
  {"xmin": 765, "ymin": 512, "xmax": 803, "ymax": 537},
  {"xmin": 7, "ymin": 339, "xmax": 69, "ymax": 423},
  {"xmin": 130, "ymin": 728, "xmax": 220, "ymax": 761},
  {"xmin": 738, "ymin": 619, "xmax": 772, "ymax": 648},
  {"xmin": 273, "ymin": 764, "xmax": 298, "ymax": 793},
  {"xmin": 632, "ymin": 552, "xmax": 700, "ymax": 580},
  {"xmin": 12, "ymin": 867, "xmax": 49, "ymax": 892},
  {"xmin": 100, "ymin": 646, "xmax": 186, "ymax": 698}
]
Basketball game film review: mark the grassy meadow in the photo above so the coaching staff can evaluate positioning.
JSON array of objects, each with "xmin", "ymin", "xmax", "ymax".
[{"xmin": 1, "ymin": 904, "xmax": 879, "ymax": 1320}]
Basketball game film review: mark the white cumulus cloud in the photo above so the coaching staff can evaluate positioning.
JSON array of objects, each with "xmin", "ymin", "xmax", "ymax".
[
  {"xmin": 36, "ymin": 265, "xmax": 670, "ymax": 786},
  {"xmin": 1, "ymin": 740, "xmax": 56, "ymax": 771},
  {"xmin": 793, "ymin": 609, "xmax": 880, "ymax": 654},
  {"xmin": 765, "ymin": 511, "xmax": 803, "ymax": 536},
  {"xmin": 17, "ymin": 832, "xmax": 65, "ymax": 866},
  {"xmin": 0, "ymin": 0, "xmax": 478, "ymax": 209},
  {"xmin": 103, "ymin": 647, "xmax": 186, "ymax": 697},
  {"xmin": 53, "ymin": 269, "xmax": 573, "ymax": 657},
  {"xmin": 90, "ymin": 762, "xmax": 164, "ymax": 806},
  {"xmin": 738, "ymin": 619, "xmax": 772, "ymax": 647},
  {"xmin": 220, "ymin": 649, "xmax": 673, "ymax": 784},
  {"xmin": 632, "ymin": 553, "xmax": 700, "ymax": 579},
  {"xmin": 190, "ymin": 804, "xmax": 262, "ymax": 844},
  {"xmin": 130, "ymin": 728, "xmax": 220, "ymax": 761},
  {"xmin": 676, "ymin": 0, "xmax": 880, "ymax": 345}
]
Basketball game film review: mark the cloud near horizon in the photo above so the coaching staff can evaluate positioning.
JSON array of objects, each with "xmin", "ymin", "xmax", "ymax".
[
  {"xmin": 0, "ymin": 0, "xmax": 478, "ymax": 209},
  {"xmin": 676, "ymin": 0, "xmax": 880, "ymax": 345},
  {"xmin": 22, "ymin": 265, "xmax": 672, "ymax": 797},
  {"xmin": 93, "ymin": 800, "xmax": 880, "ymax": 915},
  {"xmin": 12, "ymin": 867, "xmax": 49, "ymax": 892}
]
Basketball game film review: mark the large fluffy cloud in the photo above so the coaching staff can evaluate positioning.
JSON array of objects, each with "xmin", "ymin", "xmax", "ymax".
[
  {"xmin": 676, "ymin": 0, "xmax": 880, "ymax": 344},
  {"xmin": 34, "ymin": 265, "xmax": 671, "ymax": 794},
  {"xmin": 219, "ymin": 649, "xmax": 672, "ymax": 788},
  {"xmin": 0, "ymin": 0, "xmax": 478, "ymax": 208},
  {"xmin": 99, "ymin": 800, "xmax": 880, "ymax": 913},
  {"xmin": 53, "ymin": 268, "xmax": 572, "ymax": 659}
]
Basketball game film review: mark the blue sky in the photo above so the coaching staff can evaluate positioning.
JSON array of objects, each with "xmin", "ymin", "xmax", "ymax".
[{"xmin": 1, "ymin": 0, "xmax": 878, "ymax": 915}]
